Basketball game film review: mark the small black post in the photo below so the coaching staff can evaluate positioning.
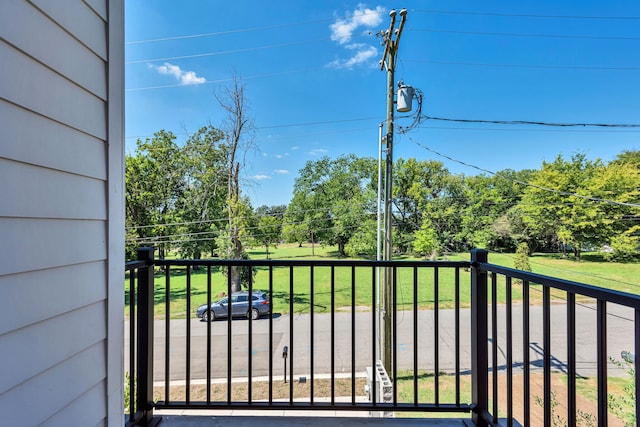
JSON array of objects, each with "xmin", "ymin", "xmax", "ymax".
[
  {"xmin": 471, "ymin": 249, "xmax": 489, "ymax": 427},
  {"xmin": 136, "ymin": 247, "xmax": 155, "ymax": 425},
  {"xmin": 282, "ymin": 345, "xmax": 289, "ymax": 383}
]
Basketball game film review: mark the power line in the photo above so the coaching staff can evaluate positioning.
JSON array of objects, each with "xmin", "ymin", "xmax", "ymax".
[
  {"xmin": 126, "ymin": 39, "xmax": 328, "ymax": 65},
  {"xmin": 125, "ymin": 8, "xmax": 640, "ymax": 47},
  {"xmin": 407, "ymin": 135, "xmax": 640, "ymax": 208},
  {"xmin": 420, "ymin": 115, "xmax": 640, "ymax": 128},
  {"xmin": 410, "ymin": 27, "xmax": 640, "ymax": 41},
  {"xmin": 404, "ymin": 58, "xmax": 640, "ymax": 71},
  {"xmin": 125, "ymin": 19, "xmax": 333, "ymax": 45},
  {"xmin": 412, "ymin": 8, "xmax": 640, "ymax": 21},
  {"xmin": 125, "ymin": 67, "xmax": 323, "ymax": 92},
  {"xmin": 125, "ymin": 8, "xmax": 389, "ymax": 45}
]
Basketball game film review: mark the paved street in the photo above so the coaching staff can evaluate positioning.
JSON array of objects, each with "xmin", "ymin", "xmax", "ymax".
[{"xmin": 125, "ymin": 303, "xmax": 636, "ymax": 382}]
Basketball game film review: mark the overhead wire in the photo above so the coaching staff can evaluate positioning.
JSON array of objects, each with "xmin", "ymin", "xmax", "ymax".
[
  {"xmin": 406, "ymin": 135, "xmax": 640, "ymax": 208},
  {"xmin": 403, "ymin": 59, "xmax": 640, "ymax": 71},
  {"xmin": 410, "ymin": 27, "xmax": 640, "ymax": 41},
  {"xmin": 411, "ymin": 8, "xmax": 640, "ymax": 21},
  {"xmin": 126, "ymin": 7, "xmax": 640, "ymax": 47}
]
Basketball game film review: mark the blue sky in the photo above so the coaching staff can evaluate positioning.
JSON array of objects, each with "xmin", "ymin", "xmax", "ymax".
[{"xmin": 125, "ymin": 1, "xmax": 640, "ymax": 207}]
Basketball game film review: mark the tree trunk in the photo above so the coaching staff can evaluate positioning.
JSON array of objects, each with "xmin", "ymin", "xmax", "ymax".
[{"xmin": 230, "ymin": 266, "xmax": 242, "ymax": 293}]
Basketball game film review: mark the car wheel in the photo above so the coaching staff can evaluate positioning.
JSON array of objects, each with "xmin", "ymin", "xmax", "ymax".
[
  {"xmin": 202, "ymin": 310, "xmax": 214, "ymax": 322},
  {"xmin": 248, "ymin": 308, "xmax": 259, "ymax": 320}
]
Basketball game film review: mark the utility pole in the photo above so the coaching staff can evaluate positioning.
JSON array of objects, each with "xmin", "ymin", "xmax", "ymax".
[{"xmin": 379, "ymin": 8, "xmax": 407, "ymax": 374}]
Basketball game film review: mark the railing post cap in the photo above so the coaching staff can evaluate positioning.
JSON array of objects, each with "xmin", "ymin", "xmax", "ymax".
[
  {"xmin": 470, "ymin": 248, "xmax": 488, "ymax": 263},
  {"xmin": 137, "ymin": 247, "xmax": 155, "ymax": 261}
]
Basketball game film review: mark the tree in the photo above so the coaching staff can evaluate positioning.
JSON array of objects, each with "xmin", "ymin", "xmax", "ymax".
[
  {"xmin": 413, "ymin": 219, "xmax": 439, "ymax": 259},
  {"xmin": 393, "ymin": 158, "xmax": 449, "ymax": 253},
  {"xmin": 513, "ymin": 242, "xmax": 532, "ymax": 272},
  {"xmin": 174, "ymin": 126, "xmax": 227, "ymax": 259},
  {"xmin": 253, "ymin": 214, "xmax": 281, "ymax": 259},
  {"xmin": 286, "ymin": 155, "xmax": 376, "ymax": 257},
  {"xmin": 216, "ymin": 75, "xmax": 256, "ymax": 291},
  {"xmin": 125, "ymin": 130, "xmax": 183, "ymax": 260},
  {"xmin": 519, "ymin": 153, "xmax": 640, "ymax": 259}
]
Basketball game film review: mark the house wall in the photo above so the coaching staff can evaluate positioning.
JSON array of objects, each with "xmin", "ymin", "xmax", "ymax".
[{"xmin": 0, "ymin": 0, "xmax": 124, "ymax": 425}]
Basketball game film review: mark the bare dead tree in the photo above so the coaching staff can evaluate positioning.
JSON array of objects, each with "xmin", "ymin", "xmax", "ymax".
[{"xmin": 215, "ymin": 74, "xmax": 256, "ymax": 292}]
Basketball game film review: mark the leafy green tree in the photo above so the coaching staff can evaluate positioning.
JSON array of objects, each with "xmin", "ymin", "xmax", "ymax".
[
  {"xmin": 413, "ymin": 219, "xmax": 439, "ymax": 259},
  {"xmin": 422, "ymin": 174, "xmax": 468, "ymax": 252},
  {"xmin": 461, "ymin": 170, "xmax": 532, "ymax": 250},
  {"xmin": 519, "ymin": 153, "xmax": 640, "ymax": 259},
  {"xmin": 344, "ymin": 217, "xmax": 378, "ymax": 258},
  {"xmin": 513, "ymin": 242, "xmax": 532, "ymax": 272},
  {"xmin": 253, "ymin": 214, "xmax": 281, "ymax": 258},
  {"xmin": 286, "ymin": 155, "xmax": 376, "ymax": 256},
  {"xmin": 393, "ymin": 158, "xmax": 449, "ymax": 252},
  {"xmin": 520, "ymin": 154, "xmax": 601, "ymax": 258},
  {"xmin": 125, "ymin": 130, "xmax": 183, "ymax": 259},
  {"xmin": 605, "ymin": 226, "xmax": 640, "ymax": 261},
  {"xmin": 173, "ymin": 126, "xmax": 227, "ymax": 259}
]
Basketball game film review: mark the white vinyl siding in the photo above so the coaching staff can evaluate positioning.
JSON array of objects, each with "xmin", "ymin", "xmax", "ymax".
[{"xmin": 0, "ymin": 0, "xmax": 124, "ymax": 425}]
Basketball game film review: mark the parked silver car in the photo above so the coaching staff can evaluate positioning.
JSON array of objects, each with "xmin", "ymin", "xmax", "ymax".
[{"xmin": 196, "ymin": 291, "xmax": 271, "ymax": 321}]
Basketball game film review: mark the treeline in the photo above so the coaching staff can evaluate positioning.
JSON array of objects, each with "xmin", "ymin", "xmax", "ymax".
[{"xmin": 126, "ymin": 130, "xmax": 640, "ymax": 262}]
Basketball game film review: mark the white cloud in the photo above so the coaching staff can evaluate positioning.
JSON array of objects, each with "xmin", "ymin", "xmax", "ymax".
[
  {"xmin": 330, "ymin": 4, "xmax": 385, "ymax": 44},
  {"xmin": 150, "ymin": 62, "xmax": 206, "ymax": 85},
  {"xmin": 274, "ymin": 169, "xmax": 289, "ymax": 175},
  {"xmin": 252, "ymin": 174, "xmax": 271, "ymax": 180},
  {"xmin": 274, "ymin": 154, "xmax": 283, "ymax": 159},
  {"xmin": 328, "ymin": 44, "xmax": 378, "ymax": 69},
  {"xmin": 291, "ymin": 146, "xmax": 300, "ymax": 150},
  {"xmin": 309, "ymin": 149, "xmax": 328, "ymax": 156},
  {"xmin": 328, "ymin": 5, "xmax": 384, "ymax": 69}
]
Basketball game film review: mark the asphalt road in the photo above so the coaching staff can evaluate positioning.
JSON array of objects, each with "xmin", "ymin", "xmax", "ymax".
[{"xmin": 124, "ymin": 303, "xmax": 636, "ymax": 383}]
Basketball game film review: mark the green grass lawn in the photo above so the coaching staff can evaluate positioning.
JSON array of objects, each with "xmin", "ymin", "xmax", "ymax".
[{"xmin": 125, "ymin": 244, "xmax": 639, "ymax": 319}]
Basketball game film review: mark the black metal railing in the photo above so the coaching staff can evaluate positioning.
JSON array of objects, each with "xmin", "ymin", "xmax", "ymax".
[{"xmin": 125, "ymin": 248, "xmax": 640, "ymax": 426}]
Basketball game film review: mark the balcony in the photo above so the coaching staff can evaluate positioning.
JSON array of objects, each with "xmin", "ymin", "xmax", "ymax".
[{"xmin": 125, "ymin": 248, "xmax": 640, "ymax": 426}]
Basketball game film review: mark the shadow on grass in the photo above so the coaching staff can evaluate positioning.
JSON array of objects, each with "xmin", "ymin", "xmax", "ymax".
[{"xmin": 271, "ymin": 291, "xmax": 327, "ymax": 311}]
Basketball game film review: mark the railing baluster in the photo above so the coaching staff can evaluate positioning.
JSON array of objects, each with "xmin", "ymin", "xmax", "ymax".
[
  {"xmin": 289, "ymin": 266, "xmax": 294, "ymax": 403},
  {"xmin": 227, "ymin": 267, "xmax": 232, "ymax": 405},
  {"xmin": 310, "ymin": 266, "xmax": 315, "ymax": 404},
  {"xmin": 248, "ymin": 265, "xmax": 253, "ymax": 404},
  {"xmin": 392, "ymin": 266, "xmax": 398, "ymax": 406},
  {"xmin": 506, "ymin": 276, "xmax": 513, "ymax": 426},
  {"xmin": 413, "ymin": 266, "xmax": 418, "ymax": 406},
  {"xmin": 455, "ymin": 266, "xmax": 460, "ymax": 407},
  {"xmin": 491, "ymin": 271, "xmax": 498, "ymax": 424},
  {"xmin": 434, "ymin": 266, "xmax": 440, "ymax": 406},
  {"xmin": 128, "ymin": 269, "xmax": 135, "ymax": 421},
  {"xmin": 567, "ymin": 292, "xmax": 576, "ymax": 427},
  {"xmin": 372, "ymin": 266, "xmax": 377, "ymax": 408},
  {"xmin": 636, "ymin": 309, "xmax": 640, "ymax": 426},
  {"xmin": 268, "ymin": 266, "xmax": 274, "ymax": 405},
  {"xmin": 543, "ymin": 285, "xmax": 551, "ymax": 427},
  {"xmin": 351, "ymin": 265, "xmax": 356, "ymax": 406},
  {"xmin": 597, "ymin": 299, "xmax": 608, "ymax": 427},
  {"xmin": 206, "ymin": 266, "xmax": 212, "ymax": 404},
  {"xmin": 331, "ymin": 265, "xmax": 335, "ymax": 405},
  {"xmin": 165, "ymin": 266, "xmax": 171, "ymax": 404},
  {"xmin": 186, "ymin": 265, "xmax": 191, "ymax": 404},
  {"xmin": 523, "ymin": 280, "xmax": 530, "ymax": 427}
]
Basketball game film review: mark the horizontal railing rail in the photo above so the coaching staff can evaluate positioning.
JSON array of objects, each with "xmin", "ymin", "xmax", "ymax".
[{"xmin": 125, "ymin": 248, "xmax": 639, "ymax": 426}]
